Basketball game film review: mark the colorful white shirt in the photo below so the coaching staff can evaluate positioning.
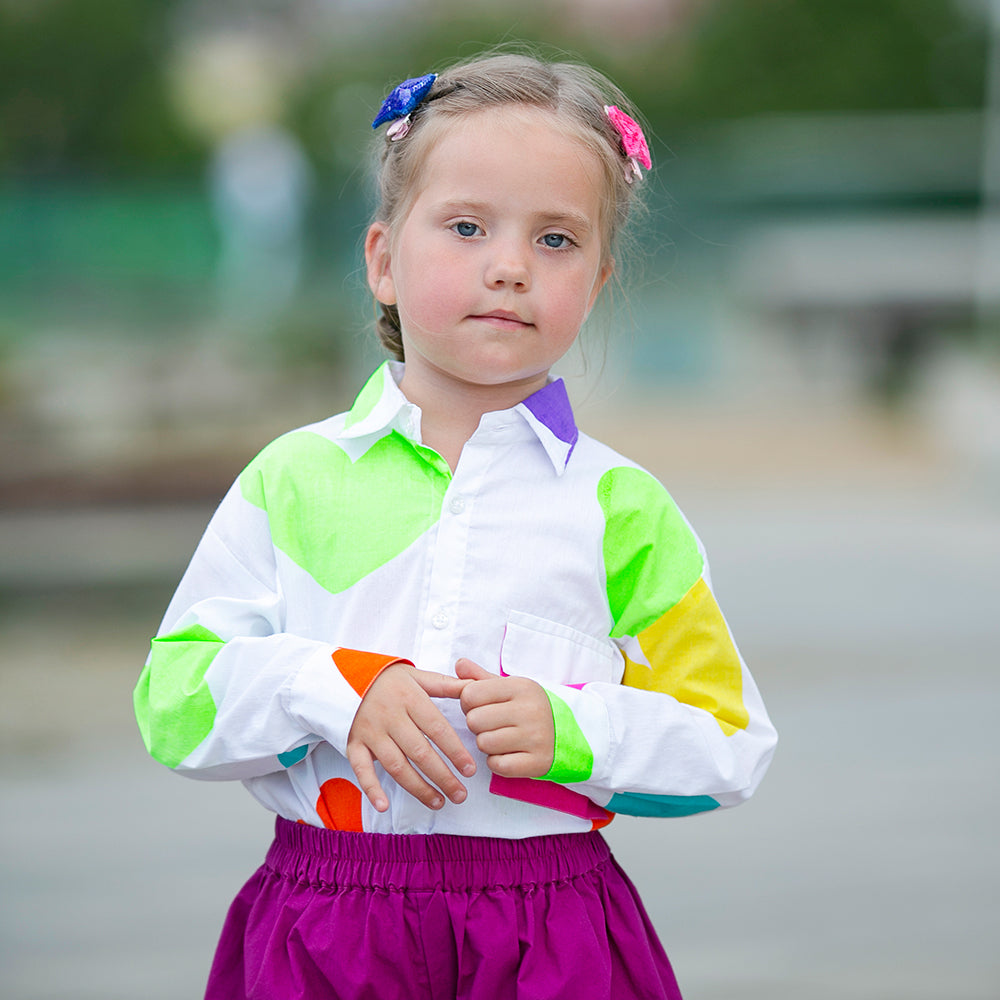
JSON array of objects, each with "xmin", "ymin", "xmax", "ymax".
[{"xmin": 135, "ymin": 362, "xmax": 776, "ymax": 837}]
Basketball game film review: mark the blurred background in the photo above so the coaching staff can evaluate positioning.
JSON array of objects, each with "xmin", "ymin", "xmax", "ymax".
[{"xmin": 1, "ymin": 1, "xmax": 998, "ymax": 997}]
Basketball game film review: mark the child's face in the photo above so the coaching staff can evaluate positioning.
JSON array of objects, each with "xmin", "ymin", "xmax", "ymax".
[{"xmin": 366, "ymin": 106, "xmax": 612, "ymax": 402}]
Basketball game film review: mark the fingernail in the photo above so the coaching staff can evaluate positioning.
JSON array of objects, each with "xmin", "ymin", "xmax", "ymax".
[
  {"xmin": 452, "ymin": 788, "xmax": 467, "ymax": 803},
  {"xmin": 462, "ymin": 763, "xmax": 476, "ymax": 777}
]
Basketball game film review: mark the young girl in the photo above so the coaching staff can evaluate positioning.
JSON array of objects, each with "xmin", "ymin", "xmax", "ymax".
[{"xmin": 136, "ymin": 52, "xmax": 776, "ymax": 1000}]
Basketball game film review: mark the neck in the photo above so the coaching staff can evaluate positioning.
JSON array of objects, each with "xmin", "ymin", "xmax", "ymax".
[{"xmin": 398, "ymin": 366, "xmax": 548, "ymax": 471}]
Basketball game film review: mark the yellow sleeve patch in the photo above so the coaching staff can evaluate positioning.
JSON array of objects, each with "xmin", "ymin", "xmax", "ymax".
[{"xmin": 621, "ymin": 578, "xmax": 749, "ymax": 736}]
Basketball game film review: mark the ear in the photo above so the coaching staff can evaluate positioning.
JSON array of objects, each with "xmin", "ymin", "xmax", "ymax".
[
  {"xmin": 365, "ymin": 222, "xmax": 396, "ymax": 305},
  {"xmin": 586, "ymin": 258, "xmax": 614, "ymax": 316}
]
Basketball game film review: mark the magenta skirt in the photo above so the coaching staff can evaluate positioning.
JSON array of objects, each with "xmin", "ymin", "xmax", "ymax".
[{"xmin": 206, "ymin": 816, "xmax": 682, "ymax": 1000}]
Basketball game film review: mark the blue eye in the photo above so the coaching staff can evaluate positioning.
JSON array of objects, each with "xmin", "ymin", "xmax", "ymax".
[
  {"xmin": 542, "ymin": 233, "xmax": 570, "ymax": 248},
  {"xmin": 455, "ymin": 221, "xmax": 479, "ymax": 237}
]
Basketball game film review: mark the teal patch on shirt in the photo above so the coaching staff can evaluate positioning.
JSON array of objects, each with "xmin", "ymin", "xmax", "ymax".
[
  {"xmin": 278, "ymin": 745, "xmax": 309, "ymax": 768},
  {"xmin": 605, "ymin": 791, "xmax": 719, "ymax": 818}
]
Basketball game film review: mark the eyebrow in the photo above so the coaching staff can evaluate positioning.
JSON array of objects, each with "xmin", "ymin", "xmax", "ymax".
[{"xmin": 435, "ymin": 200, "xmax": 596, "ymax": 236}]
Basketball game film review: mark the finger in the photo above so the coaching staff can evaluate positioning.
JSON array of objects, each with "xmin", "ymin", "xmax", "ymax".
[
  {"xmin": 473, "ymin": 724, "xmax": 527, "ymax": 757},
  {"xmin": 376, "ymin": 738, "xmax": 449, "ymax": 810},
  {"xmin": 464, "ymin": 701, "xmax": 518, "ymax": 736},
  {"xmin": 485, "ymin": 750, "xmax": 548, "ymax": 779},
  {"xmin": 410, "ymin": 701, "xmax": 477, "ymax": 780},
  {"xmin": 454, "ymin": 657, "xmax": 496, "ymax": 682},
  {"xmin": 346, "ymin": 742, "xmax": 389, "ymax": 812},
  {"xmin": 412, "ymin": 668, "xmax": 471, "ymax": 700},
  {"xmin": 397, "ymin": 726, "xmax": 470, "ymax": 803},
  {"xmin": 460, "ymin": 677, "xmax": 518, "ymax": 714}
]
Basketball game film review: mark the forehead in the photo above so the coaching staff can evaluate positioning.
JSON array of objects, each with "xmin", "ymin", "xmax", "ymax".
[{"xmin": 409, "ymin": 105, "xmax": 608, "ymax": 214}]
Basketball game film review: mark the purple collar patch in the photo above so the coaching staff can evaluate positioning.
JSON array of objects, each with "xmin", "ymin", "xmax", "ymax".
[{"xmin": 522, "ymin": 379, "xmax": 578, "ymax": 455}]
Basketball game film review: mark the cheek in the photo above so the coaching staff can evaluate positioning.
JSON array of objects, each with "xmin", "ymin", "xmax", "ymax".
[
  {"xmin": 398, "ymin": 280, "xmax": 454, "ymax": 335},
  {"xmin": 551, "ymin": 278, "xmax": 599, "ymax": 330},
  {"xmin": 399, "ymin": 253, "xmax": 467, "ymax": 327}
]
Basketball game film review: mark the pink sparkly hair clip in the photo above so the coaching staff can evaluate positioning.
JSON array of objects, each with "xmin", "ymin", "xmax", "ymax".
[{"xmin": 604, "ymin": 105, "xmax": 651, "ymax": 182}]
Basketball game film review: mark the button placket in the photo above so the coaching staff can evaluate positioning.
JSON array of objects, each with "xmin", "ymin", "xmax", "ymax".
[{"xmin": 417, "ymin": 455, "xmax": 487, "ymax": 669}]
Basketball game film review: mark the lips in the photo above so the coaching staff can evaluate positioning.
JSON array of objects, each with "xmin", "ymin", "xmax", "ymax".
[{"xmin": 471, "ymin": 310, "xmax": 532, "ymax": 329}]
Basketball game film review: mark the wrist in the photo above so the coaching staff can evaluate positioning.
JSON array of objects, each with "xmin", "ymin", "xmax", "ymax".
[{"xmin": 332, "ymin": 648, "xmax": 413, "ymax": 699}]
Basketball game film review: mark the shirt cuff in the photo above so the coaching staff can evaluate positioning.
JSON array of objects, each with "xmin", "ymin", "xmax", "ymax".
[
  {"xmin": 285, "ymin": 646, "xmax": 412, "ymax": 754},
  {"xmin": 331, "ymin": 647, "xmax": 413, "ymax": 698},
  {"xmin": 540, "ymin": 687, "xmax": 595, "ymax": 784}
]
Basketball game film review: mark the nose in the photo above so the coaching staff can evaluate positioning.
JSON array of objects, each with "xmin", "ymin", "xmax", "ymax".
[{"xmin": 485, "ymin": 240, "xmax": 531, "ymax": 291}]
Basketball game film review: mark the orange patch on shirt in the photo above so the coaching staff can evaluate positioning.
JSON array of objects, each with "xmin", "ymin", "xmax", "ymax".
[
  {"xmin": 316, "ymin": 778, "xmax": 364, "ymax": 831},
  {"xmin": 331, "ymin": 647, "xmax": 411, "ymax": 698}
]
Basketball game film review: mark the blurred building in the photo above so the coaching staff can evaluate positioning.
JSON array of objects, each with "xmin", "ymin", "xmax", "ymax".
[{"xmin": 1, "ymin": 0, "xmax": 998, "ymax": 499}]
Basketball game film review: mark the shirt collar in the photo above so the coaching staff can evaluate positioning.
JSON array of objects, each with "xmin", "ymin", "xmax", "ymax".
[
  {"xmin": 340, "ymin": 361, "xmax": 419, "ymax": 441},
  {"xmin": 338, "ymin": 361, "xmax": 579, "ymax": 474},
  {"xmin": 515, "ymin": 378, "xmax": 579, "ymax": 473}
]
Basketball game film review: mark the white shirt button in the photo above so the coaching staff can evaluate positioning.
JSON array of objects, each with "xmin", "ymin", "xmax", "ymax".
[
  {"xmin": 448, "ymin": 496, "xmax": 466, "ymax": 515},
  {"xmin": 431, "ymin": 611, "xmax": 450, "ymax": 630}
]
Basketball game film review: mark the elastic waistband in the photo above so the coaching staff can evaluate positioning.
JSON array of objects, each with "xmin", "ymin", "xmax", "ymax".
[{"xmin": 266, "ymin": 816, "xmax": 612, "ymax": 893}]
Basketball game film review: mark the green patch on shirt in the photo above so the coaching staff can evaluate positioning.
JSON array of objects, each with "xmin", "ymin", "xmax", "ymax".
[
  {"xmin": 598, "ymin": 466, "xmax": 703, "ymax": 638},
  {"xmin": 542, "ymin": 688, "xmax": 594, "ymax": 783},
  {"xmin": 136, "ymin": 622, "xmax": 222, "ymax": 768},
  {"xmin": 343, "ymin": 364, "xmax": 386, "ymax": 429},
  {"xmin": 240, "ymin": 430, "xmax": 448, "ymax": 595}
]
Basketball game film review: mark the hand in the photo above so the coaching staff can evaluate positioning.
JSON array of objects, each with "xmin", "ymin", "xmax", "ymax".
[
  {"xmin": 347, "ymin": 663, "xmax": 476, "ymax": 813},
  {"xmin": 456, "ymin": 658, "xmax": 555, "ymax": 778}
]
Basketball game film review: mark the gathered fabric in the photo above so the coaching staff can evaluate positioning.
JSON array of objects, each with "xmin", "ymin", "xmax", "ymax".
[{"xmin": 206, "ymin": 817, "xmax": 683, "ymax": 1000}]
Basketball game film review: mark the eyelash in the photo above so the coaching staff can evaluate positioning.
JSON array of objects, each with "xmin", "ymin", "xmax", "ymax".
[
  {"xmin": 541, "ymin": 233, "xmax": 575, "ymax": 249},
  {"xmin": 451, "ymin": 222, "xmax": 578, "ymax": 249}
]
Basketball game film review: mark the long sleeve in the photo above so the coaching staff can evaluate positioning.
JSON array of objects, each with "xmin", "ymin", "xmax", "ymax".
[
  {"xmin": 134, "ymin": 467, "xmax": 406, "ymax": 782},
  {"xmin": 135, "ymin": 364, "xmax": 774, "ymax": 835},
  {"xmin": 496, "ymin": 464, "xmax": 776, "ymax": 821}
]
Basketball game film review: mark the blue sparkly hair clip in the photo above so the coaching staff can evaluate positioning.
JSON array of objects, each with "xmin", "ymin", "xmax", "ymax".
[{"xmin": 372, "ymin": 73, "xmax": 437, "ymax": 141}]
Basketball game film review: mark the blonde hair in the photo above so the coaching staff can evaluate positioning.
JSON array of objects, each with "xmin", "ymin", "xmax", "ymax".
[{"xmin": 369, "ymin": 52, "xmax": 649, "ymax": 361}]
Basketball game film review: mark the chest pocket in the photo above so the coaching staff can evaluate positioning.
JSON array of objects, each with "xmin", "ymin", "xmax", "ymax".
[{"xmin": 499, "ymin": 610, "xmax": 624, "ymax": 687}]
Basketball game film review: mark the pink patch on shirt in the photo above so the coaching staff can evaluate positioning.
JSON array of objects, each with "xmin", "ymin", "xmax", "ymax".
[{"xmin": 490, "ymin": 773, "xmax": 613, "ymax": 823}]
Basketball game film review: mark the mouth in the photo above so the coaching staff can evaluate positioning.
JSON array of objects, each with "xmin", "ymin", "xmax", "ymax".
[{"xmin": 470, "ymin": 310, "xmax": 533, "ymax": 331}]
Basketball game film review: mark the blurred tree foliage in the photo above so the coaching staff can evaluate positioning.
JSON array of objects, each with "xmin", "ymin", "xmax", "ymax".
[
  {"xmin": 0, "ymin": 0, "xmax": 200, "ymax": 175},
  {"xmin": 639, "ymin": 0, "xmax": 988, "ymax": 121},
  {"xmin": 295, "ymin": 0, "xmax": 989, "ymax": 190},
  {"xmin": 0, "ymin": 0, "xmax": 988, "ymax": 178}
]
